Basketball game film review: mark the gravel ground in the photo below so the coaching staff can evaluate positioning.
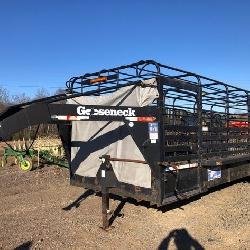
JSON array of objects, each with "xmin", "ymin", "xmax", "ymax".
[{"xmin": 0, "ymin": 161, "xmax": 249, "ymax": 249}]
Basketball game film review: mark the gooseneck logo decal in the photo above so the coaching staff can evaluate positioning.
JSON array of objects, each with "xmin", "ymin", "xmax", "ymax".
[
  {"xmin": 51, "ymin": 106, "xmax": 156, "ymax": 122},
  {"xmin": 77, "ymin": 106, "xmax": 136, "ymax": 117}
]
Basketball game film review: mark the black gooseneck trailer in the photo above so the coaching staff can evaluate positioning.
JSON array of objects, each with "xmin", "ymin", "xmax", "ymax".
[{"xmin": 0, "ymin": 60, "xmax": 249, "ymax": 229}]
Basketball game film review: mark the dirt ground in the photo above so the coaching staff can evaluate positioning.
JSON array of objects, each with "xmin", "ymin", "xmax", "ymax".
[{"xmin": 0, "ymin": 160, "xmax": 249, "ymax": 249}]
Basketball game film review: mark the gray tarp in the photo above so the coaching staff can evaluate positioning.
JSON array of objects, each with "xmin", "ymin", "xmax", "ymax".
[{"xmin": 67, "ymin": 78, "xmax": 159, "ymax": 188}]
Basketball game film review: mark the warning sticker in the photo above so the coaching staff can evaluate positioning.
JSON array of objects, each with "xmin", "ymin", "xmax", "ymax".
[
  {"xmin": 207, "ymin": 168, "xmax": 221, "ymax": 181},
  {"xmin": 148, "ymin": 122, "xmax": 159, "ymax": 140}
]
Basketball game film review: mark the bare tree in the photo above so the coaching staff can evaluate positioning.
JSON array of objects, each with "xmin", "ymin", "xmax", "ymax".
[
  {"xmin": 35, "ymin": 88, "xmax": 50, "ymax": 99},
  {"xmin": 12, "ymin": 93, "xmax": 31, "ymax": 104},
  {"xmin": 0, "ymin": 86, "xmax": 9, "ymax": 103},
  {"xmin": 54, "ymin": 88, "xmax": 65, "ymax": 95},
  {"xmin": 34, "ymin": 87, "xmax": 59, "ymax": 137},
  {"xmin": 9, "ymin": 92, "xmax": 31, "ymax": 140},
  {"xmin": 0, "ymin": 86, "xmax": 10, "ymax": 111}
]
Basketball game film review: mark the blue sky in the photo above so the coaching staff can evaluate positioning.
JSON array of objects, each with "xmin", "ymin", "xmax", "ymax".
[{"xmin": 0, "ymin": 0, "xmax": 249, "ymax": 97}]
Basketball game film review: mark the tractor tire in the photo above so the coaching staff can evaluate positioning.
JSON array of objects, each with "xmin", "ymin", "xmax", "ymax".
[{"xmin": 19, "ymin": 157, "xmax": 33, "ymax": 171}]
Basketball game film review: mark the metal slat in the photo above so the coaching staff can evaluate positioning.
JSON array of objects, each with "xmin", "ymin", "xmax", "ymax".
[
  {"xmin": 164, "ymin": 125, "xmax": 198, "ymax": 132},
  {"xmin": 165, "ymin": 145, "xmax": 198, "ymax": 153}
]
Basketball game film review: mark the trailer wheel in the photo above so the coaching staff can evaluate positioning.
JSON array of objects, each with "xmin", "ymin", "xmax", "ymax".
[{"xmin": 19, "ymin": 157, "xmax": 33, "ymax": 171}]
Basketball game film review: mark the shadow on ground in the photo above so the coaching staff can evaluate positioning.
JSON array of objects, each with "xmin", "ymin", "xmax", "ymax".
[
  {"xmin": 14, "ymin": 241, "xmax": 32, "ymax": 250},
  {"xmin": 158, "ymin": 228, "xmax": 204, "ymax": 250},
  {"xmin": 62, "ymin": 189, "xmax": 95, "ymax": 210},
  {"xmin": 62, "ymin": 177, "xmax": 249, "ymax": 226}
]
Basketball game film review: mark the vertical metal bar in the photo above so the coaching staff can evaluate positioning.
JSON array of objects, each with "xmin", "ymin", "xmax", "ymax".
[
  {"xmin": 248, "ymin": 94, "xmax": 250, "ymax": 151},
  {"xmin": 225, "ymin": 86, "xmax": 230, "ymax": 158},
  {"xmin": 173, "ymin": 98, "xmax": 176, "ymax": 125},
  {"xmin": 116, "ymin": 69, "xmax": 119, "ymax": 86},
  {"xmin": 196, "ymin": 76, "xmax": 203, "ymax": 191},
  {"xmin": 225, "ymin": 87, "xmax": 230, "ymax": 124},
  {"xmin": 102, "ymin": 187, "xmax": 109, "ymax": 230},
  {"xmin": 225, "ymin": 86, "xmax": 231, "ymax": 181},
  {"xmin": 157, "ymin": 78, "xmax": 165, "ymax": 204}
]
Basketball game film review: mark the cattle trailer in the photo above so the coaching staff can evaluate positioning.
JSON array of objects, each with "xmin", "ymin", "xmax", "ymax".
[{"xmin": 0, "ymin": 60, "xmax": 249, "ymax": 229}]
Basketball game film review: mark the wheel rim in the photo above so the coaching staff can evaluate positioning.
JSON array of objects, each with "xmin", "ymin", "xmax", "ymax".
[{"xmin": 20, "ymin": 160, "xmax": 31, "ymax": 171}]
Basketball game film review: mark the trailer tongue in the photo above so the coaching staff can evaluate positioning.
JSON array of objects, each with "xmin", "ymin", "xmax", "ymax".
[{"xmin": 0, "ymin": 60, "xmax": 249, "ymax": 229}]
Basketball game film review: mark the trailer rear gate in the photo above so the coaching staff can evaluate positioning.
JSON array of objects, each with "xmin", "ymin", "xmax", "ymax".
[{"xmin": 0, "ymin": 60, "xmax": 249, "ymax": 211}]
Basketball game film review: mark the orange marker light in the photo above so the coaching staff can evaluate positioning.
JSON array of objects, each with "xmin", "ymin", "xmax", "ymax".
[
  {"xmin": 137, "ymin": 116, "xmax": 156, "ymax": 122},
  {"xmin": 89, "ymin": 76, "xmax": 108, "ymax": 84}
]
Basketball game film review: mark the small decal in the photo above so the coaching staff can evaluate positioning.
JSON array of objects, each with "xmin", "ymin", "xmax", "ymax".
[
  {"xmin": 202, "ymin": 126, "xmax": 209, "ymax": 132},
  {"xmin": 148, "ymin": 122, "xmax": 159, "ymax": 140},
  {"xmin": 101, "ymin": 170, "xmax": 105, "ymax": 178},
  {"xmin": 207, "ymin": 168, "xmax": 221, "ymax": 181}
]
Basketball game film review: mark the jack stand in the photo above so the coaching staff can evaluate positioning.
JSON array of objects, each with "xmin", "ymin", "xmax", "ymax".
[
  {"xmin": 99, "ymin": 155, "xmax": 117, "ymax": 230},
  {"xmin": 101, "ymin": 187, "xmax": 110, "ymax": 230}
]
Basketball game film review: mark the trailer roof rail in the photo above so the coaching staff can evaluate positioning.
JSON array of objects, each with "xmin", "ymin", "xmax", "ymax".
[{"xmin": 65, "ymin": 60, "xmax": 249, "ymax": 96}]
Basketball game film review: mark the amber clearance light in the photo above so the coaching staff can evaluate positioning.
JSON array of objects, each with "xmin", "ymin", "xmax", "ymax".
[{"xmin": 89, "ymin": 76, "xmax": 108, "ymax": 84}]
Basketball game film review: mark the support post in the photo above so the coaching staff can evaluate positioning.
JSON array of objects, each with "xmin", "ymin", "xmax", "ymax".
[
  {"xmin": 196, "ymin": 76, "xmax": 205, "ymax": 192},
  {"xmin": 99, "ymin": 155, "xmax": 113, "ymax": 230},
  {"xmin": 101, "ymin": 187, "xmax": 110, "ymax": 230}
]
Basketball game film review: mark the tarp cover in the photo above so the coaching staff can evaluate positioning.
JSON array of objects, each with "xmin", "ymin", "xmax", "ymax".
[{"xmin": 67, "ymin": 78, "xmax": 159, "ymax": 188}]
